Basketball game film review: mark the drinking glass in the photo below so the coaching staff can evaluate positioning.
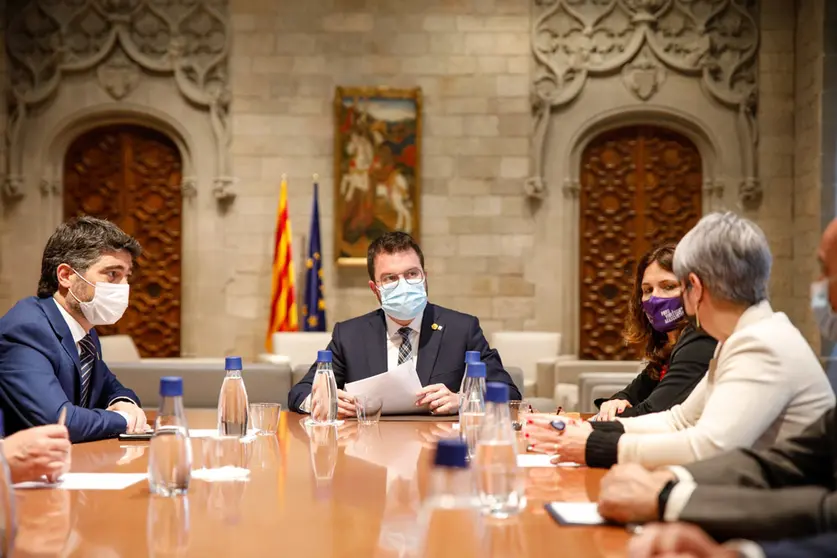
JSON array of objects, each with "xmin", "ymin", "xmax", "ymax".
[
  {"xmin": 355, "ymin": 394, "xmax": 383, "ymax": 425},
  {"xmin": 508, "ymin": 400, "xmax": 533, "ymax": 431},
  {"xmin": 249, "ymin": 403, "xmax": 281, "ymax": 435}
]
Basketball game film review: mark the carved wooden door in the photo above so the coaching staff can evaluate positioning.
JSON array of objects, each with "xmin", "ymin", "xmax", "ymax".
[
  {"xmin": 64, "ymin": 125, "xmax": 182, "ymax": 358},
  {"xmin": 579, "ymin": 126, "xmax": 702, "ymax": 360}
]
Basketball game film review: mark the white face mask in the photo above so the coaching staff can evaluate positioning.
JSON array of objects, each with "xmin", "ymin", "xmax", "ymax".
[
  {"xmin": 69, "ymin": 269, "xmax": 130, "ymax": 326},
  {"xmin": 811, "ymin": 279, "xmax": 837, "ymax": 341}
]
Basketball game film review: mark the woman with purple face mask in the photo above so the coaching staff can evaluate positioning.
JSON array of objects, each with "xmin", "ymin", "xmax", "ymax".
[{"xmin": 592, "ymin": 244, "xmax": 717, "ymax": 421}]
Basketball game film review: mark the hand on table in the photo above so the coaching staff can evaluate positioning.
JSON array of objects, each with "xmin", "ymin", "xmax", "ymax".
[
  {"xmin": 523, "ymin": 416, "xmax": 592, "ymax": 465},
  {"xmin": 3, "ymin": 425, "xmax": 71, "ymax": 483},
  {"xmin": 108, "ymin": 401, "xmax": 147, "ymax": 433},
  {"xmin": 594, "ymin": 399, "xmax": 632, "ymax": 422},
  {"xmin": 416, "ymin": 384, "xmax": 459, "ymax": 415},
  {"xmin": 598, "ymin": 463, "xmax": 676, "ymax": 524},
  {"xmin": 628, "ymin": 523, "xmax": 738, "ymax": 558}
]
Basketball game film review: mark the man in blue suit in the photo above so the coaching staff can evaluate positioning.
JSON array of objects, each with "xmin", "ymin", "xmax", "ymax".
[
  {"xmin": 288, "ymin": 231, "xmax": 521, "ymax": 418},
  {"xmin": 0, "ymin": 217, "xmax": 147, "ymax": 443}
]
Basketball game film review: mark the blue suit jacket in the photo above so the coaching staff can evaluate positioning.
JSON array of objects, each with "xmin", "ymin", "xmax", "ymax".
[
  {"xmin": 0, "ymin": 296, "xmax": 140, "ymax": 443},
  {"xmin": 759, "ymin": 533, "xmax": 837, "ymax": 557},
  {"xmin": 288, "ymin": 303, "xmax": 522, "ymax": 412}
]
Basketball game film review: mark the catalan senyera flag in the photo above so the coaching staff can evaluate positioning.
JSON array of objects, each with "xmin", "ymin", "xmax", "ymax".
[
  {"xmin": 302, "ymin": 180, "xmax": 326, "ymax": 331},
  {"xmin": 266, "ymin": 177, "xmax": 298, "ymax": 351}
]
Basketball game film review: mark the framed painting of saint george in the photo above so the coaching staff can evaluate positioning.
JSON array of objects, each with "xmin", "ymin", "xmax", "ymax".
[{"xmin": 333, "ymin": 86, "xmax": 422, "ymax": 265}]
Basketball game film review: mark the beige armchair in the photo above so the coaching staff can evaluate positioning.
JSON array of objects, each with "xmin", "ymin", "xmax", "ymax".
[
  {"xmin": 258, "ymin": 331, "xmax": 332, "ymax": 371},
  {"xmin": 490, "ymin": 331, "xmax": 562, "ymax": 398},
  {"xmin": 539, "ymin": 359, "xmax": 644, "ymax": 412}
]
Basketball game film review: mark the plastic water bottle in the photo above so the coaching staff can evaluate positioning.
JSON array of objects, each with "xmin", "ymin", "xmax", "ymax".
[
  {"xmin": 0, "ymin": 409, "xmax": 16, "ymax": 555},
  {"xmin": 417, "ymin": 439, "xmax": 482, "ymax": 558},
  {"xmin": 459, "ymin": 351, "xmax": 481, "ymax": 392},
  {"xmin": 475, "ymin": 382, "xmax": 525, "ymax": 517},
  {"xmin": 459, "ymin": 361, "xmax": 486, "ymax": 460},
  {"xmin": 149, "ymin": 377, "xmax": 192, "ymax": 496},
  {"xmin": 218, "ymin": 356, "xmax": 249, "ymax": 436},
  {"xmin": 311, "ymin": 350, "xmax": 338, "ymax": 424}
]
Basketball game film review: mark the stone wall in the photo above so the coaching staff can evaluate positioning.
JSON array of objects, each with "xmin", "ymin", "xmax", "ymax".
[
  {"xmin": 792, "ymin": 0, "xmax": 824, "ymax": 348},
  {"xmin": 745, "ymin": 0, "xmax": 802, "ymax": 335},
  {"xmin": 226, "ymin": 0, "xmax": 534, "ymax": 356}
]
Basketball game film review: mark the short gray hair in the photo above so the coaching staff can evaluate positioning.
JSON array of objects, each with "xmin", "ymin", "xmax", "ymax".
[{"xmin": 673, "ymin": 212, "xmax": 772, "ymax": 305}]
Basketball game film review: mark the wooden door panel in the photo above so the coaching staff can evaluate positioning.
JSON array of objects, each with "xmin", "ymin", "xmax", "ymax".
[
  {"xmin": 64, "ymin": 125, "xmax": 182, "ymax": 358},
  {"xmin": 579, "ymin": 126, "xmax": 701, "ymax": 360}
]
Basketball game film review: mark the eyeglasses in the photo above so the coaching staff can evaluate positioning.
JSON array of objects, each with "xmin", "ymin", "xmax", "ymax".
[{"xmin": 378, "ymin": 268, "xmax": 425, "ymax": 291}]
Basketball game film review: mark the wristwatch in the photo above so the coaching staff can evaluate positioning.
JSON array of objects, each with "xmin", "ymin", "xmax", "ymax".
[{"xmin": 657, "ymin": 479, "xmax": 678, "ymax": 521}]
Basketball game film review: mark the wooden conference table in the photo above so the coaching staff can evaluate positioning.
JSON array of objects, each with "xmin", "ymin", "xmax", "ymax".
[{"xmin": 13, "ymin": 410, "xmax": 630, "ymax": 557}]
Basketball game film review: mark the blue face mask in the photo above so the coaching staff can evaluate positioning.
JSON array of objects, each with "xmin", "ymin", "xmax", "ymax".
[
  {"xmin": 811, "ymin": 279, "xmax": 837, "ymax": 340},
  {"xmin": 380, "ymin": 280, "xmax": 427, "ymax": 321}
]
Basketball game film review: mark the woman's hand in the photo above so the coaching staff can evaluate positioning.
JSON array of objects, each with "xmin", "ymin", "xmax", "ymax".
[
  {"xmin": 523, "ymin": 417, "xmax": 592, "ymax": 465},
  {"xmin": 594, "ymin": 399, "xmax": 632, "ymax": 421}
]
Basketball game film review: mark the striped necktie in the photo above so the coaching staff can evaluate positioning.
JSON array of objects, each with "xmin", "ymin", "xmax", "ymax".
[
  {"xmin": 397, "ymin": 327, "xmax": 412, "ymax": 365},
  {"xmin": 78, "ymin": 334, "xmax": 96, "ymax": 408}
]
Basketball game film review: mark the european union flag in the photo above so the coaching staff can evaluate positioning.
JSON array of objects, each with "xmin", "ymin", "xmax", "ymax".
[{"xmin": 302, "ymin": 181, "xmax": 326, "ymax": 331}]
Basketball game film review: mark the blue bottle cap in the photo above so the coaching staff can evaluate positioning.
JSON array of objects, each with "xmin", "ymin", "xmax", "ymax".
[
  {"xmin": 464, "ymin": 351, "xmax": 481, "ymax": 364},
  {"xmin": 485, "ymin": 382, "xmax": 509, "ymax": 404},
  {"xmin": 160, "ymin": 376, "xmax": 183, "ymax": 397},
  {"xmin": 434, "ymin": 438, "xmax": 468, "ymax": 469},
  {"xmin": 466, "ymin": 362, "xmax": 486, "ymax": 378},
  {"xmin": 225, "ymin": 356, "xmax": 243, "ymax": 370},
  {"xmin": 317, "ymin": 350, "xmax": 333, "ymax": 363}
]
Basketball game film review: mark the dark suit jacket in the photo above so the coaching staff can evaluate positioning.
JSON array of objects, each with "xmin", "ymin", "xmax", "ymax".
[
  {"xmin": 674, "ymin": 406, "xmax": 836, "ymax": 542},
  {"xmin": 288, "ymin": 303, "xmax": 521, "ymax": 412},
  {"xmin": 758, "ymin": 533, "xmax": 837, "ymax": 557},
  {"xmin": 595, "ymin": 326, "xmax": 716, "ymax": 418},
  {"xmin": 0, "ymin": 296, "xmax": 140, "ymax": 443}
]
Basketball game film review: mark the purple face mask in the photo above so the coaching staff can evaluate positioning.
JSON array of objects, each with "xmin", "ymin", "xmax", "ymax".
[{"xmin": 642, "ymin": 296, "xmax": 685, "ymax": 333}]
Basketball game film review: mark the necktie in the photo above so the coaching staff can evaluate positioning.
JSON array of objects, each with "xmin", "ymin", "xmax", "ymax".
[
  {"xmin": 78, "ymin": 334, "xmax": 96, "ymax": 408},
  {"xmin": 397, "ymin": 327, "xmax": 412, "ymax": 365}
]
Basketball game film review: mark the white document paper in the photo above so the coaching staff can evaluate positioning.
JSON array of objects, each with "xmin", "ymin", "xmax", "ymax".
[
  {"xmin": 547, "ymin": 502, "xmax": 606, "ymax": 525},
  {"xmin": 345, "ymin": 359, "xmax": 427, "ymax": 415},
  {"xmin": 517, "ymin": 454, "xmax": 581, "ymax": 468},
  {"xmin": 15, "ymin": 473, "xmax": 147, "ymax": 491}
]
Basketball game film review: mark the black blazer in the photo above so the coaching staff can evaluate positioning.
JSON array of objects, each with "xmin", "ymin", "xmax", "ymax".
[
  {"xmin": 759, "ymin": 533, "xmax": 837, "ymax": 558},
  {"xmin": 675, "ymin": 407, "xmax": 837, "ymax": 542},
  {"xmin": 594, "ymin": 326, "xmax": 717, "ymax": 418},
  {"xmin": 287, "ymin": 303, "xmax": 521, "ymax": 412}
]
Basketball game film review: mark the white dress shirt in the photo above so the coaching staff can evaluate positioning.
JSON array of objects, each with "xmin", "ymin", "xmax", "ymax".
[
  {"xmin": 52, "ymin": 298, "xmax": 134, "ymax": 428},
  {"xmin": 301, "ymin": 314, "xmax": 423, "ymax": 413}
]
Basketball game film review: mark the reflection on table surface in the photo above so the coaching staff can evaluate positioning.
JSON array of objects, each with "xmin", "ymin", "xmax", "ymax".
[{"xmin": 14, "ymin": 410, "xmax": 629, "ymax": 557}]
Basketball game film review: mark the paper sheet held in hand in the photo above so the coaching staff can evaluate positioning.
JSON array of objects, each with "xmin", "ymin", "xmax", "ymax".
[
  {"xmin": 345, "ymin": 359, "xmax": 428, "ymax": 415},
  {"xmin": 15, "ymin": 473, "xmax": 147, "ymax": 490},
  {"xmin": 546, "ymin": 502, "xmax": 606, "ymax": 526}
]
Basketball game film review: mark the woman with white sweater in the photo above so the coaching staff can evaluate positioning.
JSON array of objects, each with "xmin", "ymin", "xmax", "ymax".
[{"xmin": 524, "ymin": 212, "xmax": 835, "ymax": 469}]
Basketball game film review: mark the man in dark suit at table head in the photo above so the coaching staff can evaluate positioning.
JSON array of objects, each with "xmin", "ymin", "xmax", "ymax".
[
  {"xmin": 0, "ymin": 216, "xmax": 146, "ymax": 443},
  {"xmin": 288, "ymin": 231, "xmax": 521, "ymax": 418}
]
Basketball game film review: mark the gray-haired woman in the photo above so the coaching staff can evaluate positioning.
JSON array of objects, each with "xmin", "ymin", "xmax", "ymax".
[{"xmin": 524, "ymin": 212, "xmax": 835, "ymax": 470}]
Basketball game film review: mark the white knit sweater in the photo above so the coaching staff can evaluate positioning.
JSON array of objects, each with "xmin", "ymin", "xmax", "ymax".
[{"xmin": 615, "ymin": 300, "xmax": 835, "ymax": 468}]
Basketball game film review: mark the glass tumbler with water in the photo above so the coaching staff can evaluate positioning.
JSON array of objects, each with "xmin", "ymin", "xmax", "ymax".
[
  {"xmin": 218, "ymin": 356, "xmax": 249, "ymax": 437},
  {"xmin": 475, "ymin": 382, "xmax": 525, "ymax": 517},
  {"xmin": 355, "ymin": 394, "xmax": 383, "ymax": 425},
  {"xmin": 149, "ymin": 376, "xmax": 192, "ymax": 496},
  {"xmin": 417, "ymin": 439, "xmax": 482, "ymax": 558},
  {"xmin": 459, "ymin": 361, "xmax": 486, "ymax": 460},
  {"xmin": 310, "ymin": 350, "xmax": 338, "ymax": 425}
]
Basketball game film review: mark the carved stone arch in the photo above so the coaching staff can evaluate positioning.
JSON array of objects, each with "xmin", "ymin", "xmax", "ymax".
[
  {"xmin": 565, "ymin": 107, "xmax": 725, "ymax": 205},
  {"xmin": 39, "ymin": 104, "xmax": 197, "ymax": 200}
]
